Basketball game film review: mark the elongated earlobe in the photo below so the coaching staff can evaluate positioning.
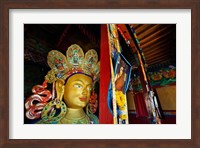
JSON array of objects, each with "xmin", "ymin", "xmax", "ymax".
[{"xmin": 55, "ymin": 79, "xmax": 65, "ymax": 101}]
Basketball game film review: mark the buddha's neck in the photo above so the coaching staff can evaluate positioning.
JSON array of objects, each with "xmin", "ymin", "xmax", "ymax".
[
  {"xmin": 60, "ymin": 108, "xmax": 89, "ymax": 124},
  {"xmin": 65, "ymin": 108, "xmax": 86, "ymax": 119}
]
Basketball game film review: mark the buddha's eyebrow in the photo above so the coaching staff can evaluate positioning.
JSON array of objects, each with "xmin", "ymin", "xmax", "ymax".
[
  {"xmin": 74, "ymin": 79, "xmax": 84, "ymax": 84},
  {"xmin": 74, "ymin": 79, "xmax": 92, "ymax": 85}
]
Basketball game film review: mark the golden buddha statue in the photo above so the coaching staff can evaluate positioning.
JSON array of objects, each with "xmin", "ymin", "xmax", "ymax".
[{"xmin": 25, "ymin": 44, "xmax": 100, "ymax": 124}]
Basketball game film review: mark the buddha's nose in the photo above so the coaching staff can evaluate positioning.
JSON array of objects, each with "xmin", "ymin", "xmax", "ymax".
[{"xmin": 82, "ymin": 87, "xmax": 87, "ymax": 95}]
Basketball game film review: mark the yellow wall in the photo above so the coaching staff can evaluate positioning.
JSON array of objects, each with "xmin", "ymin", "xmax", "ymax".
[
  {"xmin": 126, "ymin": 85, "xmax": 176, "ymax": 111},
  {"xmin": 156, "ymin": 85, "xmax": 176, "ymax": 110}
]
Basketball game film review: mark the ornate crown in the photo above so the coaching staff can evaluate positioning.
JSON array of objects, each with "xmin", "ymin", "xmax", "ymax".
[{"xmin": 45, "ymin": 44, "xmax": 100, "ymax": 83}]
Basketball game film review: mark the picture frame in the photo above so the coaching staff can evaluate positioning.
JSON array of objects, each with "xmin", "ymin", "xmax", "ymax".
[{"xmin": 0, "ymin": 0, "xmax": 199, "ymax": 148}]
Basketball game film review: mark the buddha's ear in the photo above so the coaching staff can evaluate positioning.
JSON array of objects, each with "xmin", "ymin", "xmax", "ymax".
[{"xmin": 55, "ymin": 79, "xmax": 65, "ymax": 100}]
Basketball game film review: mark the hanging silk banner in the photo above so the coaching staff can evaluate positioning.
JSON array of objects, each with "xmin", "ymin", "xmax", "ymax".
[{"xmin": 107, "ymin": 24, "xmax": 131, "ymax": 124}]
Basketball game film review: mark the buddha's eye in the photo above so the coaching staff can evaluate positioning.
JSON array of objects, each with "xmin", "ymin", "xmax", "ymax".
[
  {"xmin": 73, "ymin": 84, "xmax": 83, "ymax": 89},
  {"xmin": 87, "ymin": 85, "xmax": 92, "ymax": 91},
  {"xmin": 87, "ymin": 87, "xmax": 92, "ymax": 91}
]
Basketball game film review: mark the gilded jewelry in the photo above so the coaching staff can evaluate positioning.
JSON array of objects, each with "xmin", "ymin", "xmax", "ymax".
[
  {"xmin": 40, "ymin": 99, "xmax": 67, "ymax": 124},
  {"xmin": 45, "ymin": 44, "xmax": 100, "ymax": 83}
]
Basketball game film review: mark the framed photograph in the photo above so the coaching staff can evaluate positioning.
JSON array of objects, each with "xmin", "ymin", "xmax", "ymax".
[{"xmin": 1, "ymin": 0, "xmax": 199, "ymax": 147}]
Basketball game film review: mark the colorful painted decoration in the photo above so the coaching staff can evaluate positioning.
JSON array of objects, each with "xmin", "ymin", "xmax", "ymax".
[
  {"xmin": 130, "ymin": 25, "xmax": 147, "ymax": 68},
  {"xmin": 147, "ymin": 65, "xmax": 176, "ymax": 87},
  {"xmin": 108, "ymin": 24, "xmax": 121, "ymax": 58}
]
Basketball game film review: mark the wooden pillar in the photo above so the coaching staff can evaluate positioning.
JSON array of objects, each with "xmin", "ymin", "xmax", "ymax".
[
  {"xmin": 99, "ymin": 24, "xmax": 113, "ymax": 124},
  {"xmin": 138, "ymin": 65, "xmax": 148, "ymax": 94}
]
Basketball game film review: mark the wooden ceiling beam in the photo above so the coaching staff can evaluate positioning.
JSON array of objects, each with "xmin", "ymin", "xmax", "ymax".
[
  {"xmin": 146, "ymin": 53, "xmax": 171, "ymax": 64},
  {"xmin": 145, "ymin": 48, "xmax": 170, "ymax": 59},
  {"xmin": 125, "ymin": 24, "xmax": 176, "ymax": 67},
  {"xmin": 148, "ymin": 59, "xmax": 173, "ymax": 66},
  {"xmin": 143, "ymin": 43, "xmax": 170, "ymax": 55},
  {"xmin": 140, "ymin": 25, "xmax": 172, "ymax": 45},
  {"xmin": 147, "ymin": 59, "xmax": 170, "ymax": 66},
  {"xmin": 147, "ymin": 57, "xmax": 170, "ymax": 65},
  {"xmin": 143, "ymin": 47, "xmax": 170, "ymax": 58},
  {"xmin": 134, "ymin": 24, "xmax": 154, "ymax": 35},
  {"xmin": 142, "ymin": 37, "xmax": 172, "ymax": 52},
  {"xmin": 137, "ymin": 24, "xmax": 161, "ymax": 39},
  {"xmin": 131, "ymin": 24, "xmax": 140, "ymax": 30},
  {"xmin": 141, "ymin": 31, "xmax": 172, "ymax": 48},
  {"xmin": 56, "ymin": 25, "xmax": 72, "ymax": 48}
]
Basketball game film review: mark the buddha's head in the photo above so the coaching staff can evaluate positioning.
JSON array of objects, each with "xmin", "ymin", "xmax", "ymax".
[
  {"xmin": 59, "ymin": 74, "xmax": 93, "ymax": 109},
  {"xmin": 45, "ymin": 44, "xmax": 99, "ymax": 109},
  {"xmin": 55, "ymin": 73, "xmax": 92, "ymax": 109},
  {"xmin": 64, "ymin": 74, "xmax": 92, "ymax": 108}
]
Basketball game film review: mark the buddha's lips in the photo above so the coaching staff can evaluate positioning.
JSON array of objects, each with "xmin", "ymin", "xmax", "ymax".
[{"xmin": 79, "ymin": 98, "xmax": 86, "ymax": 101}]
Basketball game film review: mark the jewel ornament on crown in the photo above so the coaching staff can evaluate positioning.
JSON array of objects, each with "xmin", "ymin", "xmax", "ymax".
[{"xmin": 45, "ymin": 44, "xmax": 100, "ymax": 84}]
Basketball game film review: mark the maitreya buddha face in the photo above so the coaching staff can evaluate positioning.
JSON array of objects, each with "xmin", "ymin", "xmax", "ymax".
[{"xmin": 63, "ymin": 74, "xmax": 93, "ymax": 109}]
